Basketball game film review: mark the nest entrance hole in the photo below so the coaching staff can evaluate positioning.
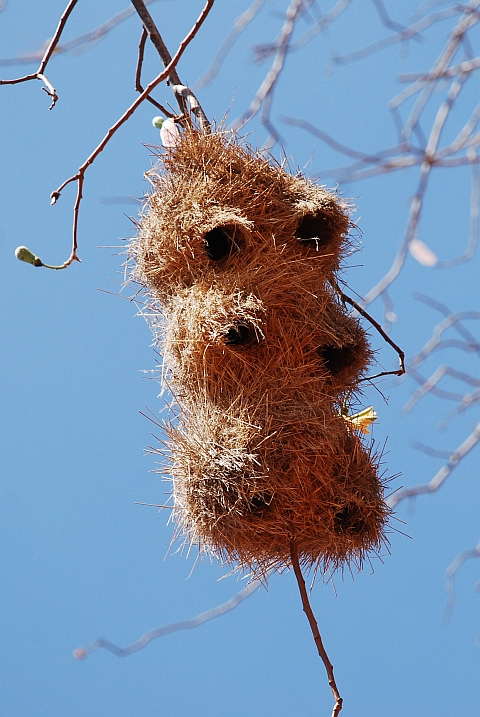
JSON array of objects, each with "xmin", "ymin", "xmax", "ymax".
[
  {"xmin": 246, "ymin": 492, "xmax": 273, "ymax": 516},
  {"xmin": 333, "ymin": 503, "xmax": 366, "ymax": 536},
  {"xmin": 204, "ymin": 224, "xmax": 242, "ymax": 262},
  {"xmin": 225, "ymin": 323, "xmax": 258, "ymax": 346},
  {"xmin": 296, "ymin": 213, "xmax": 332, "ymax": 248},
  {"xmin": 318, "ymin": 344, "xmax": 357, "ymax": 377}
]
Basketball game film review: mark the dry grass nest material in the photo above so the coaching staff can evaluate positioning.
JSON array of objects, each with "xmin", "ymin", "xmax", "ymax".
[{"xmin": 130, "ymin": 128, "xmax": 391, "ymax": 577}]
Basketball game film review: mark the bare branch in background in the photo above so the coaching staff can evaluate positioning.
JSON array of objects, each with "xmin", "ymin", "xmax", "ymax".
[
  {"xmin": 73, "ymin": 575, "xmax": 263, "ymax": 659},
  {"xmin": 405, "ymin": 365, "xmax": 479, "ymax": 415},
  {"xmin": 387, "ymin": 423, "xmax": 480, "ymax": 508},
  {"xmin": 0, "ymin": 1, "xmax": 160, "ymax": 68},
  {"xmin": 194, "ymin": 0, "xmax": 265, "ymax": 91},
  {"xmin": 412, "ymin": 442, "xmax": 453, "ymax": 460},
  {"xmin": 329, "ymin": 6, "xmax": 463, "ymax": 68},
  {"xmin": 444, "ymin": 540, "xmax": 480, "ymax": 622},
  {"xmin": 231, "ymin": 0, "xmax": 307, "ymax": 144},
  {"xmin": 371, "ymin": 0, "xmax": 409, "ymax": 33},
  {"xmin": 392, "ymin": 292, "xmax": 480, "ymax": 505},
  {"xmin": 290, "ymin": 0, "xmax": 351, "ymax": 52},
  {"xmin": 282, "ymin": 4, "xmax": 480, "ymax": 325},
  {"xmin": 436, "ymin": 161, "xmax": 480, "ymax": 268}
]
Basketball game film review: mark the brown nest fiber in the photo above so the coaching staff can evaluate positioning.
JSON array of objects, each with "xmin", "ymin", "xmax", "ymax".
[{"xmin": 130, "ymin": 129, "xmax": 390, "ymax": 576}]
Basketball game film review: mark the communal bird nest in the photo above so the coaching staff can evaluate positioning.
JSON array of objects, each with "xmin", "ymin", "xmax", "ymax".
[{"xmin": 130, "ymin": 128, "xmax": 391, "ymax": 577}]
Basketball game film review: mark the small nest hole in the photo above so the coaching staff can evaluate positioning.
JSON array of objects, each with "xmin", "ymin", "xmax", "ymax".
[
  {"xmin": 295, "ymin": 213, "xmax": 332, "ymax": 247},
  {"xmin": 246, "ymin": 492, "xmax": 273, "ymax": 516},
  {"xmin": 204, "ymin": 225, "xmax": 241, "ymax": 262},
  {"xmin": 317, "ymin": 344, "xmax": 357, "ymax": 376},
  {"xmin": 333, "ymin": 504, "xmax": 366, "ymax": 535},
  {"xmin": 225, "ymin": 324, "xmax": 257, "ymax": 346}
]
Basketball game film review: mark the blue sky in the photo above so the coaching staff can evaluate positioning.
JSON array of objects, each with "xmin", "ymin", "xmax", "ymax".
[{"xmin": 1, "ymin": 2, "xmax": 480, "ymax": 715}]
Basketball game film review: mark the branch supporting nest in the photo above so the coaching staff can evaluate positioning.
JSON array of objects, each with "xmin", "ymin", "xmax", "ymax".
[
  {"xmin": 290, "ymin": 540, "xmax": 343, "ymax": 717},
  {"xmin": 45, "ymin": 0, "xmax": 214, "ymax": 270},
  {"xmin": 130, "ymin": 0, "xmax": 210, "ymax": 131}
]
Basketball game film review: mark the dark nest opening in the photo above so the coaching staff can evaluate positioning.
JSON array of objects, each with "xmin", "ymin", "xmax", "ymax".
[
  {"xmin": 295, "ymin": 212, "xmax": 334, "ymax": 248},
  {"xmin": 204, "ymin": 224, "xmax": 243, "ymax": 262},
  {"xmin": 224, "ymin": 323, "xmax": 258, "ymax": 346}
]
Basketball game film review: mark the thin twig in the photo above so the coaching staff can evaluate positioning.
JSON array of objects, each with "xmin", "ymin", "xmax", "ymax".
[
  {"xmin": 231, "ymin": 0, "xmax": 305, "ymax": 140},
  {"xmin": 290, "ymin": 540, "xmax": 343, "ymax": 717},
  {"xmin": 0, "ymin": 0, "xmax": 79, "ymax": 107},
  {"xmin": 49, "ymin": 0, "xmax": 215, "ymax": 268},
  {"xmin": 130, "ymin": 0, "xmax": 189, "ymax": 118},
  {"xmin": 330, "ymin": 6, "xmax": 462, "ymax": 68},
  {"xmin": 436, "ymin": 160, "xmax": 480, "ymax": 268},
  {"xmin": 135, "ymin": 28, "xmax": 173, "ymax": 116},
  {"xmin": 194, "ymin": 0, "xmax": 265, "ymax": 91},
  {"xmin": 444, "ymin": 540, "xmax": 480, "ymax": 622},
  {"xmin": 372, "ymin": 0, "xmax": 409, "ymax": 33},
  {"xmin": 335, "ymin": 287, "xmax": 405, "ymax": 378},
  {"xmin": 290, "ymin": 0, "xmax": 351, "ymax": 52},
  {"xmin": 131, "ymin": 0, "xmax": 210, "ymax": 129}
]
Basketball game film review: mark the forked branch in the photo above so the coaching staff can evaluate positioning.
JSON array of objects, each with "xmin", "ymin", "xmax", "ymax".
[
  {"xmin": 47, "ymin": 0, "xmax": 214, "ymax": 269},
  {"xmin": 290, "ymin": 540, "xmax": 343, "ymax": 717},
  {"xmin": 0, "ymin": 0, "xmax": 79, "ymax": 108},
  {"xmin": 135, "ymin": 29, "xmax": 174, "ymax": 116},
  {"xmin": 131, "ymin": 0, "xmax": 210, "ymax": 130}
]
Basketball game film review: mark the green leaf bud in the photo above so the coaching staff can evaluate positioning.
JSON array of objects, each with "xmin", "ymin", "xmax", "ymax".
[{"xmin": 15, "ymin": 246, "xmax": 43, "ymax": 267}]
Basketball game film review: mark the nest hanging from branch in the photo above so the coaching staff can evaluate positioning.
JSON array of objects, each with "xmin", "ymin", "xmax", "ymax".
[{"xmin": 130, "ymin": 128, "xmax": 391, "ymax": 577}]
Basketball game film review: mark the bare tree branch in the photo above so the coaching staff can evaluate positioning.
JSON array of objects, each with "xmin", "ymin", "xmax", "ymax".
[
  {"xmin": 398, "ymin": 55, "xmax": 480, "ymax": 83},
  {"xmin": 436, "ymin": 160, "xmax": 480, "ymax": 268},
  {"xmin": 290, "ymin": 0, "xmax": 352, "ymax": 52},
  {"xmin": 329, "ymin": 6, "xmax": 464, "ymax": 68},
  {"xmin": 130, "ymin": 0, "xmax": 189, "ymax": 118},
  {"xmin": 405, "ymin": 365, "xmax": 480, "ymax": 414},
  {"xmin": 444, "ymin": 540, "xmax": 480, "ymax": 622},
  {"xmin": 48, "ymin": 0, "xmax": 215, "ymax": 269},
  {"xmin": 73, "ymin": 575, "xmax": 263, "ymax": 659},
  {"xmin": 135, "ymin": 28, "xmax": 174, "ymax": 116},
  {"xmin": 290, "ymin": 540, "xmax": 343, "ymax": 717},
  {"xmin": 0, "ymin": 1, "xmax": 159, "ymax": 68},
  {"xmin": 335, "ymin": 285, "xmax": 406, "ymax": 378},
  {"xmin": 387, "ymin": 423, "xmax": 480, "ymax": 508},
  {"xmin": 194, "ymin": 0, "xmax": 265, "ymax": 91},
  {"xmin": 371, "ymin": 0, "xmax": 410, "ymax": 33},
  {"xmin": 129, "ymin": 0, "xmax": 210, "ymax": 131},
  {"xmin": 231, "ymin": 0, "xmax": 306, "ymax": 141},
  {"xmin": 0, "ymin": 0, "xmax": 80, "ymax": 108}
]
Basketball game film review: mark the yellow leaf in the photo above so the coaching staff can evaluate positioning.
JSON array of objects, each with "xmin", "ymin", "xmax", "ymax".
[{"xmin": 342, "ymin": 406, "xmax": 377, "ymax": 434}]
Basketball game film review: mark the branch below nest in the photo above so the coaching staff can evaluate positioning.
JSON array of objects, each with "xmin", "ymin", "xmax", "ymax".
[{"xmin": 290, "ymin": 540, "xmax": 343, "ymax": 717}]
